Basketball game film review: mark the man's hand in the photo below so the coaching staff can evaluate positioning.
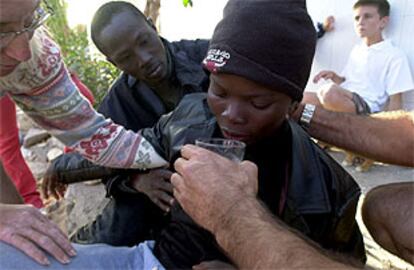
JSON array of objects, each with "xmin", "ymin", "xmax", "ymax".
[
  {"xmin": 130, "ymin": 169, "xmax": 174, "ymax": 212},
  {"xmin": 0, "ymin": 204, "xmax": 76, "ymax": 265},
  {"xmin": 42, "ymin": 163, "xmax": 67, "ymax": 200},
  {"xmin": 171, "ymin": 144, "xmax": 258, "ymax": 233},
  {"xmin": 313, "ymin": 70, "xmax": 344, "ymax": 84}
]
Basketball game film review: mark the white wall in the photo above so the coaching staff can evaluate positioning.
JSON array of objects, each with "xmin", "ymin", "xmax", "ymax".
[
  {"xmin": 307, "ymin": 0, "xmax": 414, "ymax": 110},
  {"xmin": 159, "ymin": 0, "xmax": 228, "ymax": 41}
]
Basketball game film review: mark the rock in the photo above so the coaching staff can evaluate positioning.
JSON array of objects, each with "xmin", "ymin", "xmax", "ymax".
[
  {"xmin": 65, "ymin": 183, "xmax": 109, "ymax": 236},
  {"xmin": 26, "ymin": 161, "xmax": 47, "ymax": 180},
  {"xmin": 20, "ymin": 147, "xmax": 35, "ymax": 161},
  {"xmin": 16, "ymin": 108, "xmax": 37, "ymax": 132},
  {"xmin": 23, "ymin": 128, "xmax": 50, "ymax": 147},
  {"xmin": 47, "ymin": 148, "xmax": 63, "ymax": 162},
  {"xmin": 48, "ymin": 137, "xmax": 66, "ymax": 149}
]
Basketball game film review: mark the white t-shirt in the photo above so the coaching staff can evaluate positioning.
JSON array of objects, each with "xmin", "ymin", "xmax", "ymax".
[{"xmin": 341, "ymin": 40, "xmax": 414, "ymax": 112}]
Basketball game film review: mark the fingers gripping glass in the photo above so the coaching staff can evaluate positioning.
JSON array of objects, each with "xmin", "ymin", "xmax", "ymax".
[{"xmin": 0, "ymin": 1, "xmax": 54, "ymax": 49}]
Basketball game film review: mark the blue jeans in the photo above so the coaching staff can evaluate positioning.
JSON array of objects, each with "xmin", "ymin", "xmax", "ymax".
[{"xmin": 0, "ymin": 241, "xmax": 165, "ymax": 270}]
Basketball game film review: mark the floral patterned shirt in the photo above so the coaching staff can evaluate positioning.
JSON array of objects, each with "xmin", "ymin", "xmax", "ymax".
[{"xmin": 0, "ymin": 28, "xmax": 167, "ymax": 169}]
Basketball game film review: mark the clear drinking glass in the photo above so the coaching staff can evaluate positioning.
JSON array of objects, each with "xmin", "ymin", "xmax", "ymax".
[{"xmin": 195, "ymin": 138, "xmax": 246, "ymax": 162}]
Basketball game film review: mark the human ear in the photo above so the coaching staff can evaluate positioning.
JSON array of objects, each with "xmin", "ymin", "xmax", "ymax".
[
  {"xmin": 288, "ymin": 101, "xmax": 299, "ymax": 115},
  {"xmin": 380, "ymin": 16, "xmax": 389, "ymax": 30},
  {"xmin": 286, "ymin": 100, "xmax": 299, "ymax": 119}
]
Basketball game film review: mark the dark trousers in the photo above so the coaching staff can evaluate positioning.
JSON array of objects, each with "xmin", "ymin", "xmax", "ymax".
[{"xmin": 71, "ymin": 193, "xmax": 168, "ymax": 247}]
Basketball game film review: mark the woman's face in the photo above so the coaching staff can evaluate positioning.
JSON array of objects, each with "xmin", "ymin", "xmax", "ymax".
[{"xmin": 207, "ymin": 73, "xmax": 293, "ymax": 145}]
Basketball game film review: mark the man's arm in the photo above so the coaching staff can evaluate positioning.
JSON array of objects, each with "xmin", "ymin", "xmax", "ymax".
[
  {"xmin": 216, "ymin": 196, "xmax": 357, "ymax": 269},
  {"xmin": 172, "ymin": 145, "xmax": 357, "ymax": 269},
  {"xmin": 305, "ymin": 106, "xmax": 414, "ymax": 167}
]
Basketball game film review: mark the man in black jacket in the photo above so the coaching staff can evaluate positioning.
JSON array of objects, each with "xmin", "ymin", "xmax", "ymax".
[{"xmin": 42, "ymin": 1, "xmax": 209, "ymax": 246}]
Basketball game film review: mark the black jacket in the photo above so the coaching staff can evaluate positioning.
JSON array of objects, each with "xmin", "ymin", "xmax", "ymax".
[
  {"xmin": 50, "ymin": 38, "xmax": 209, "ymax": 197},
  {"xmin": 52, "ymin": 93, "xmax": 366, "ymax": 267},
  {"xmin": 139, "ymin": 93, "xmax": 366, "ymax": 268},
  {"xmin": 98, "ymin": 38, "xmax": 209, "ymax": 131}
]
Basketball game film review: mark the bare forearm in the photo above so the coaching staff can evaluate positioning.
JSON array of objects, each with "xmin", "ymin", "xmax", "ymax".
[
  {"xmin": 309, "ymin": 108, "xmax": 414, "ymax": 167},
  {"xmin": 214, "ymin": 197, "xmax": 356, "ymax": 269}
]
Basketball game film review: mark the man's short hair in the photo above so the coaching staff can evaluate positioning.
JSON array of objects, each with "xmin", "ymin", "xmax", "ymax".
[
  {"xmin": 91, "ymin": 1, "xmax": 147, "ymax": 52},
  {"xmin": 353, "ymin": 0, "xmax": 390, "ymax": 17}
]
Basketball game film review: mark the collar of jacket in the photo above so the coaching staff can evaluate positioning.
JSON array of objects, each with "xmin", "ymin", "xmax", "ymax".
[{"xmin": 126, "ymin": 37, "xmax": 207, "ymax": 89}]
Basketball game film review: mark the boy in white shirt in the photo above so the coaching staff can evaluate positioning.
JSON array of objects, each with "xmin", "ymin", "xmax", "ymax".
[{"xmin": 303, "ymin": 0, "xmax": 414, "ymax": 114}]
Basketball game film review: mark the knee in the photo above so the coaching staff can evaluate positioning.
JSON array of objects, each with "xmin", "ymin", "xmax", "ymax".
[
  {"xmin": 318, "ymin": 84, "xmax": 342, "ymax": 106},
  {"xmin": 362, "ymin": 188, "xmax": 383, "ymax": 230}
]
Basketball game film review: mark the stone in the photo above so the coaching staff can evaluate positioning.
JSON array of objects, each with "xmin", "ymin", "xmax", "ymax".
[
  {"xmin": 15, "ymin": 108, "xmax": 37, "ymax": 132},
  {"xmin": 26, "ymin": 161, "xmax": 47, "ymax": 180},
  {"xmin": 23, "ymin": 128, "xmax": 50, "ymax": 147},
  {"xmin": 47, "ymin": 148, "xmax": 63, "ymax": 162}
]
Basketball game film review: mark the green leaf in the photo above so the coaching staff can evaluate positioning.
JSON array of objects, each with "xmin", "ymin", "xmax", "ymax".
[{"xmin": 183, "ymin": 0, "xmax": 193, "ymax": 7}]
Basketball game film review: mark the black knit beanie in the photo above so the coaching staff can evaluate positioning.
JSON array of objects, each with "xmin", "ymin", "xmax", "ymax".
[{"xmin": 203, "ymin": 0, "xmax": 316, "ymax": 101}]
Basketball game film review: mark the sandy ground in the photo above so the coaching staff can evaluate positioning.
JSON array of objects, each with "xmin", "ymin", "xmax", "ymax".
[{"xmin": 53, "ymin": 149, "xmax": 413, "ymax": 270}]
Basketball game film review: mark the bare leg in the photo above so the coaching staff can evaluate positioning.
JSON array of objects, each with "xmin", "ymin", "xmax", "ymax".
[{"xmin": 362, "ymin": 182, "xmax": 414, "ymax": 264}]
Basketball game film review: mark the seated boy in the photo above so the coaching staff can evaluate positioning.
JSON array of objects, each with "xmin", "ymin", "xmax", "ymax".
[{"xmin": 303, "ymin": 0, "xmax": 414, "ymax": 114}]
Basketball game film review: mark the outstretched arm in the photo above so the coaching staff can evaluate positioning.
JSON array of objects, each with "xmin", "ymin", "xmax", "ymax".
[
  {"xmin": 172, "ymin": 145, "xmax": 358, "ymax": 269},
  {"xmin": 305, "ymin": 106, "xmax": 414, "ymax": 167},
  {"xmin": 4, "ymin": 28, "xmax": 167, "ymax": 170}
]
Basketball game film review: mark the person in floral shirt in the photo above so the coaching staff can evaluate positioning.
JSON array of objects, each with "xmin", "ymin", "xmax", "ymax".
[{"xmin": 0, "ymin": 0, "xmax": 167, "ymax": 170}]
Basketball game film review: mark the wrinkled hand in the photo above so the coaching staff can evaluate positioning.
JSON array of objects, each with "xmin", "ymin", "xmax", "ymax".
[
  {"xmin": 313, "ymin": 70, "xmax": 343, "ymax": 84},
  {"xmin": 172, "ymin": 145, "xmax": 258, "ymax": 233},
  {"xmin": 42, "ymin": 163, "xmax": 67, "ymax": 200},
  {"xmin": 0, "ymin": 204, "xmax": 76, "ymax": 265},
  {"xmin": 193, "ymin": 260, "xmax": 236, "ymax": 270},
  {"xmin": 130, "ymin": 169, "xmax": 174, "ymax": 212}
]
